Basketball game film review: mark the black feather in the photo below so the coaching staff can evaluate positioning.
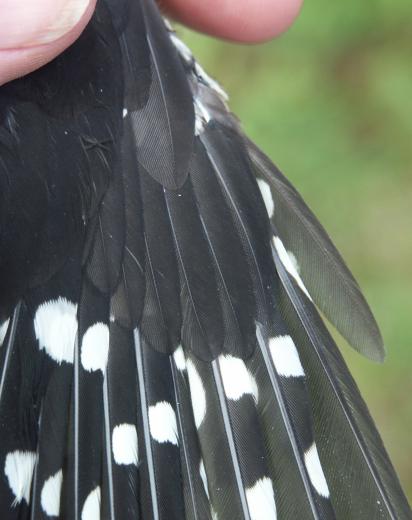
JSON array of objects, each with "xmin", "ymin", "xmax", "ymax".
[
  {"xmin": 190, "ymin": 138, "xmax": 256, "ymax": 358},
  {"xmin": 255, "ymin": 324, "xmax": 336, "ymax": 519},
  {"xmin": 103, "ymin": 322, "xmax": 140, "ymax": 520},
  {"xmin": 273, "ymin": 240, "xmax": 411, "ymax": 519},
  {"xmin": 140, "ymin": 169, "xmax": 181, "ymax": 353},
  {"xmin": 200, "ymin": 122, "xmax": 277, "ymax": 332},
  {"xmin": 110, "ymin": 118, "xmax": 146, "ymax": 328},
  {"xmin": 164, "ymin": 178, "xmax": 224, "ymax": 360},
  {"xmin": 247, "ymin": 140, "xmax": 384, "ymax": 361},
  {"xmin": 129, "ymin": 0, "xmax": 195, "ymax": 189},
  {"xmin": 105, "ymin": 0, "xmax": 151, "ymax": 110},
  {"xmin": 86, "ymin": 162, "xmax": 125, "ymax": 294},
  {"xmin": 170, "ymin": 350, "xmax": 213, "ymax": 520}
]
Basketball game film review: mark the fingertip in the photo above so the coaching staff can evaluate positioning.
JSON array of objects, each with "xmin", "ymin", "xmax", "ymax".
[
  {"xmin": 164, "ymin": 0, "xmax": 304, "ymax": 43},
  {"xmin": 258, "ymin": 0, "xmax": 304, "ymax": 42}
]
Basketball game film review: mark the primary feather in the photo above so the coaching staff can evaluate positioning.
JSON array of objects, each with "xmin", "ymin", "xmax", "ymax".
[{"xmin": 0, "ymin": 1, "xmax": 410, "ymax": 519}]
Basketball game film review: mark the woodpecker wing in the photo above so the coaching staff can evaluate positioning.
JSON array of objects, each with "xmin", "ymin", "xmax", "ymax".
[{"xmin": 0, "ymin": 1, "xmax": 410, "ymax": 519}]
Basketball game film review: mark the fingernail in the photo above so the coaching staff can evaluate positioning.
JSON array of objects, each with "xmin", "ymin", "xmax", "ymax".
[{"xmin": 0, "ymin": 0, "xmax": 90, "ymax": 49}]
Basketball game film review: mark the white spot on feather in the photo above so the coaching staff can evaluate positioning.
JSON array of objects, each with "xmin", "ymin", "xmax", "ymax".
[
  {"xmin": 81, "ymin": 487, "xmax": 101, "ymax": 520},
  {"xmin": 304, "ymin": 443, "xmax": 330, "ymax": 498},
  {"xmin": 112, "ymin": 424, "xmax": 138, "ymax": 465},
  {"xmin": 148, "ymin": 402, "xmax": 179, "ymax": 445},
  {"xmin": 246, "ymin": 478, "xmax": 277, "ymax": 520},
  {"xmin": 269, "ymin": 336, "xmax": 305, "ymax": 378},
  {"xmin": 194, "ymin": 62, "xmax": 229, "ymax": 101},
  {"xmin": 171, "ymin": 30, "xmax": 230, "ymax": 139},
  {"xmin": 273, "ymin": 237, "xmax": 312, "ymax": 301},
  {"xmin": 186, "ymin": 360, "xmax": 206, "ymax": 429},
  {"xmin": 199, "ymin": 460, "xmax": 219, "ymax": 520},
  {"xmin": 170, "ymin": 33, "xmax": 193, "ymax": 64},
  {"xmin": 169, "ymin": 32, "xmax": 228, "ymax": 101},
  {"xmin": 287, "ymin": 250, "xmax": 300, "ymax": 274},
  {"xmin": 173, "ymin": 345, "xmax": 186, "ymax": 371},
  {"xmin": 81, "ymin": 323, "xmax": 109, "ymax": 374},
  {"xmin": 34, "ymin": 298, "xmax": 78, "ymax": 364},
  {"xmin": 257, "ymin": 179, "xmax": 274, "ymax": 218},
  {"xmin": 41, "ymin": 469, "xmax": 63, "ymax": 516},
  {"xmin": 4, "ymin": 450, "xmax": 36, "ymax": 505},
  {"xmin": 218, "ymin": 355, "xmax": 258, "ymax": 403},
  {"xmin": 199, "ymin": 459, "xmax": 210, "ymax": 499},
  {"xmin": 0, "ymin": 318, "xmax": 9, "ymax": 347},
  {"xmin": 194, "ymin": 98, "xmax": 211, "ymax": 135},
  {"xmin": 122, "ymin": 108, "xmax": 128, "ymax": 118},
  {"xmin": 163, "ymin": 17, "xmax": 174, "ymax": 32}
]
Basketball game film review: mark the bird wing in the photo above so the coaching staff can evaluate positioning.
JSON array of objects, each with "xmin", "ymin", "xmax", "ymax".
[{"xmin": 0, "ymin": 1, "xmax": 409, "ymax": 519}]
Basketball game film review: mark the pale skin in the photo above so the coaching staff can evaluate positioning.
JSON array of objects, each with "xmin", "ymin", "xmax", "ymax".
[{"xmin": 0, "ymin": 0, "xmax": 303, "ymax": 86}]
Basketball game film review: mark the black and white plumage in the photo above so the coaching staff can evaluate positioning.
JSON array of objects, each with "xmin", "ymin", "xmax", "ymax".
[{"xmin": 0, "ymin": 0, "xmax": 410, "ymax": 519}]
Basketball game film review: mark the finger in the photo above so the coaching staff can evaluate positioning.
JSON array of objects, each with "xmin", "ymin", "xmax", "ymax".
[
  {"xmin": 161, "ymin": 0, "xmax": 304, "ymax": 43},
  {"xmin": 0, "ymin": 0, "xmax": 96, "ymax": 85}
]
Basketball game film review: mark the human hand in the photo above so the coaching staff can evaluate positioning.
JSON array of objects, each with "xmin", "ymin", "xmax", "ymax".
[{"xmin": 0, "ymin": 0, "xmax": 302, "ymax": 85}]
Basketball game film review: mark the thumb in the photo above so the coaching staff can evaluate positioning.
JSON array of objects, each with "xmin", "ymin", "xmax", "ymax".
[{"xmin": 0, "ymin": 0, "xmax": 96, "ymax": 85}]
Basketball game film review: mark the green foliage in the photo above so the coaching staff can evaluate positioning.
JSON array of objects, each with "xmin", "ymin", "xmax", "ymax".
[{"xmin": 177, "ymin": 0, "xmax": 412, "ymax": 501}]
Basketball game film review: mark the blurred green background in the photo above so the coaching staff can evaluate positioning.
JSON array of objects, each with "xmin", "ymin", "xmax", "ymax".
[{"xmin": 177, "ymin": 0, "xmax": 412, "ymax": 503}]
